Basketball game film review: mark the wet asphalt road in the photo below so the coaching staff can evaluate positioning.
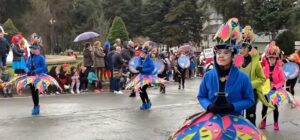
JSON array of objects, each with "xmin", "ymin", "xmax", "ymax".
[{"xmin": 0, "ymin": 78, "xmax": 299, "ymax": 140}]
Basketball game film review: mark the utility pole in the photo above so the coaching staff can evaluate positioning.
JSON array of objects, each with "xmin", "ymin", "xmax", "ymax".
[{"xmin": 49, "ymin": 17, "xmax": 56, "ymax": 54}]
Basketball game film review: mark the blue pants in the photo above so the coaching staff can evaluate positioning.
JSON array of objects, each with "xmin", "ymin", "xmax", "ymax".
[
  {"xmin": 0, "ymin": 55, "xmax": 7, "ymax": 67},
  {"xmin": 113, "ymin": 78, "xmax": 120, "ymax": 91}
]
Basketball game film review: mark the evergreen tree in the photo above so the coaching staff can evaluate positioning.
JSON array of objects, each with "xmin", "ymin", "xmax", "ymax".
[
  {"xmin": 71, "ymin": 0, "xmax": 103, "ymax": 34},
  {"xmin": 107, "ymin": 16, "xmax": 129, "ymax": 43},
  {"xmin": 275, "ymin": 30, "xmax": 297, "ymax": 55},
  {"xmin": 3, "ymin": 18, "xmax": 20, "ymax": 35},
  {"xmin": 0, "ymin": 0, "xmax": 31, "ymax": 30},
  {"xmin": 101, "ymin": 0, "xmax": 129, "ymax": 21},
  {"xmin": 125, "ymin": 0, "xmax": 143, "ymax": 37},
  {"xmin": 245, "ymin": 0, "xmax": 296, "ymax": 39},
  {"xmin": 142, "ymin": 0, "xmax": 171, "ymax": 43},
  {"xmin": 164, "ymin": 0, "xmax": 204, "ymax": 46},
  {"xmin": 209, "ymin": 0, "xmax": 247, "ymax": 24}
]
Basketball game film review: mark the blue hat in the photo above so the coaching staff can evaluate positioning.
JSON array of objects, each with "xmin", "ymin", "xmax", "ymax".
[
  {"xmin": 29, "ymin": 45, "xmax": 41, "ymax": 50},
  {"xmin": 104, "ymin": 41, "xmax": 110, "ymax": 48}
]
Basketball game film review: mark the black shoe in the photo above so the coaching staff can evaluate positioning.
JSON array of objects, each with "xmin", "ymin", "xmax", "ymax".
[
  {"xmin": 8, "ymin": 94, "xmax": 13, "ymax": 97},
  {"xmin": 3, "ymin": 94, "xmax": 7, "ymax": 98},
  {"xmin": 178, "ymin": 86, "xmax": 181, "ymax": 90},
  {"xmin": 129, "ymin": 93, "xmax": 136, "ymax": 97}
]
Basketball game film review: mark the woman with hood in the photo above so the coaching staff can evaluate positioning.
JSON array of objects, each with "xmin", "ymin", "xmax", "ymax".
[
  {"xmin": 198, "ymin": 18, "xmax": 255, "ymax": 116},
  {"xmin": 198, "ymin": 43, "xmax": 255, "ymax": 115},
  {"xmin": 259, "ymin": 44, "xmax": 285, "ymax": 131},
  {"xmin": 172, "ymin": 18, "xmax": 265, "ymax": 140}
]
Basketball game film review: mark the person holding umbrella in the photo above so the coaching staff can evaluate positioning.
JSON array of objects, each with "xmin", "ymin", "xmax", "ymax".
[
  {"xmin": 174, "ymin": 50, "xmax": 188, "ymax": 90},
  {"xmin": 74, "ymin": 31, "xmax": 100, "ymax": 74},
  {"xmin": 83, "ymin": 43, "xmax": 94, "ymax": 72}
]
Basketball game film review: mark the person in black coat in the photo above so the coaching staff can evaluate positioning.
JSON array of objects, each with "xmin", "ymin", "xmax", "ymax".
[
  {"xmin": 112, "ymin": 46, "xmax": 124, "ymax": 94},
  {"xmin": 107, "ymin": 46, "xmax": 116, "ymax": 92},
  {"xmin": 0, "ymin": 29, "xmax": 10, "ymax": 67},
  {"xmin": 158, "ymin": 53, "xmax": 169, "ymax": 93},
  {"xmin": 79, "ymin": 66, "xmax": 89, "ymax": 92}
]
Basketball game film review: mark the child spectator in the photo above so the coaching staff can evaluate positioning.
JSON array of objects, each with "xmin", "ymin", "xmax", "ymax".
[
  {"xmin": 58, "ymin": 64, "xmax": 70, "ymax": 92},
  {"xmin": 79, "ymin": 65, "xmax": 89, "ymax": 92},
  {"xmin": 70, "ymin": 66, "xmax": 80, "ymax": 94},
  {"xmin": 88, "ymin": 68, "xmax": 103, "ymax": 93},
  {"xmin": 1, "ymin": 67, "xmax": 12, "ymax": 97},
  {"xmin": 48, "ymin": 66, "xmax": 61, "ymax": 95}
]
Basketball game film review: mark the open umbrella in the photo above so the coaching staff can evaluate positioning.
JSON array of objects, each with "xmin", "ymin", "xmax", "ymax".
[
  {"xmin": 283, "ymin": 62, "xmax": 299, "ymax": 80},
  {"xmin": 73, "ymin": 32, "xmax": 99, "ymax": 42},
  {"xmin": 7, "ymin": 74, "xmax": 62, "ymax": 94},
  {"xmin": 178, "ymin": 55, "xmax": 191, "ymax": 69},
  {"xmin": 152, "ymin": 59, "xmax": 165, "ymax": 74},
  {"xmin": 129, "ymin": 56, "xmax": 141, "ymax": 74},
  {"xmin": 179, "ymin": 44, "xmax": 195, "ymax": 53},
  {"xmin": 125, "ymin": 74, "xmax": 165, "ymax": 92},
  {"xmin": 170, "ymin": 112, "xmax": 266, "ymax": 140}
]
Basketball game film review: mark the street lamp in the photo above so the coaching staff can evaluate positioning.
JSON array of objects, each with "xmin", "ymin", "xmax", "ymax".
[
  {"xmin": 49, "ymin": 18, "xmax": 56, "ymax": 25},
  {"xmin": 49, "ymin": 18, "xmax": 56, "ymax": 54}
]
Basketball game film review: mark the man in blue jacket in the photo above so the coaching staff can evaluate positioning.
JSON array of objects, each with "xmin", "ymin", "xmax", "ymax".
[
  {"xmin": 197, "ymin": 44, "xmax": 255, "ymax": 116},
  {"xmin": 25, "ymin": 44, "xmax": 47, "ymax": 115}
]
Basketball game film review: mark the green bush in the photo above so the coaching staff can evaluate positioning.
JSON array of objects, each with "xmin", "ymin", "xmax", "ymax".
[
  {"xmin": 3, "ymin": 18, "xmax": 20, "ymax": 35},
  {"xmin": 276, "ymin": 30, "xmax": 297, "ymax": 55},
  {"xmin": 107, "ymin": 16, "xmax": 129, "ymax": 43}
]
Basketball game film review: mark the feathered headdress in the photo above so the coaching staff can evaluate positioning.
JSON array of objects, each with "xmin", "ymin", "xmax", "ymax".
[
  {"xmin": 142, "ymin": 41, "xmax": 157, "ymax": 54},
  {"xmin": 265, "ymin": 41, "xmax": 280, "ymax": 58},
  {"xmin": 30, "ymin": 33, "xmax": 42, "ymax": 46},
  {"xmin": 213, "ymin": 17, "xmax": 243, "ymax": 54},
  {"xmin": 242, "ymin": 25, "xmax": 255, "ymax": 44}
]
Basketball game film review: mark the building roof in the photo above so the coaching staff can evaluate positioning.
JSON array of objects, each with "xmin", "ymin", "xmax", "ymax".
[
  {"xmin": 254, "ymin": 34, "xmax": 271, "ymax": 43},
  {"xmin": 202, "ymin": 24, "xmax": 222, "ymax": 34},
  {"xmin": 209, "ymin": 13, "xmax": 223, "ymax": 20}
]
